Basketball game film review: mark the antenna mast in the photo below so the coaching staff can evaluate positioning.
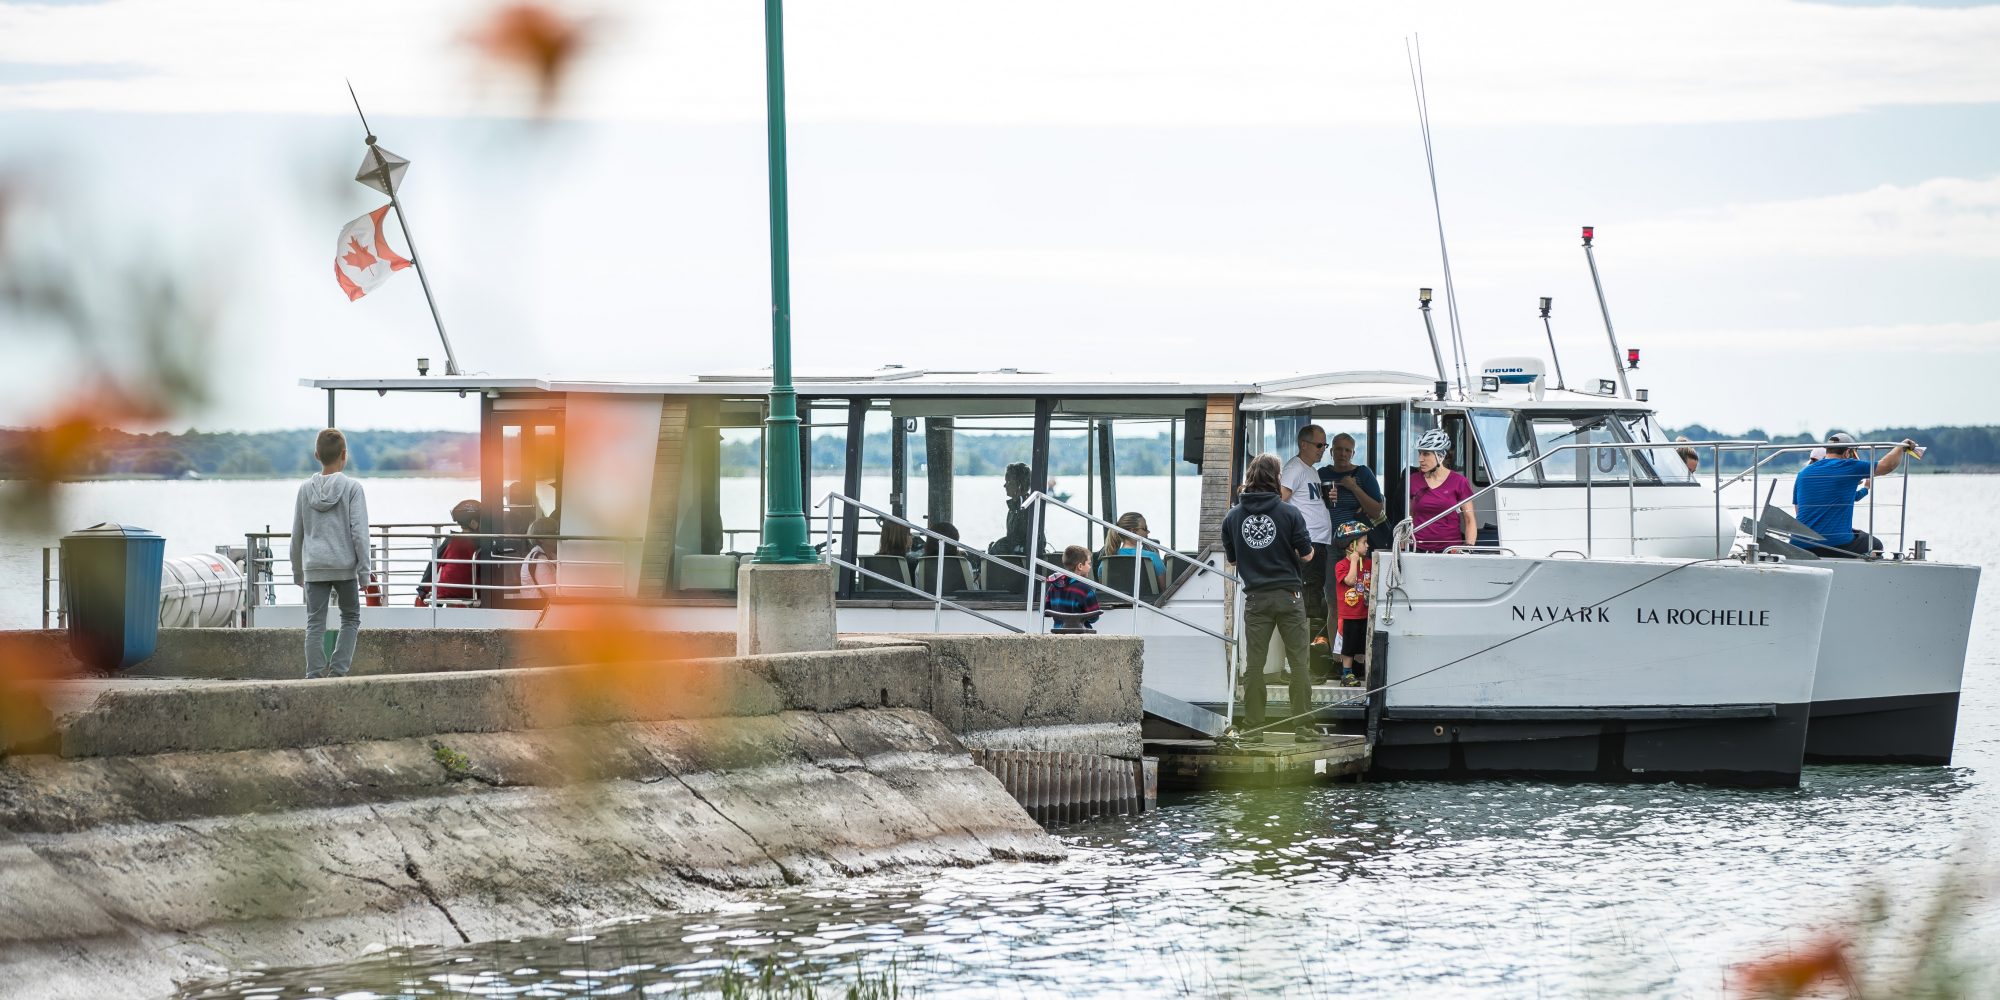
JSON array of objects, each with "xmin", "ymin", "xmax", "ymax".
[
  {"xmin": 346, "ymin": 80, "xmax": 461, "ymax": 376},
  {"xmin": 1538, "ymin": 296, "xmax": 1567, "ymax": 390},
  {"xmin": 1406, "ymin": 36, "xmax": 1469, "ymax": 398},
  {"xmin": 1580, "ymin": 226, "xmax": 1631, "ymax": 399}
]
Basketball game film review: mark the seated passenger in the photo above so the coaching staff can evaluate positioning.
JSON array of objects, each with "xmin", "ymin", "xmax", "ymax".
[
  {"xmin": 521, "ymin": 516, "xmax": 559, "ymax": 603},
  {"xmin": 1796, "ymin": 448, "xmax": 1868, "ymax": 503},
  {"xmin": 417, "ymin": 499, "xmax": 485, "ymax": 605},
  {"xmin": 877, "ymin": 519, "xmax": 920, "ymax": 568},
  {"xmin": 1099, "ymin": 512, "xmax": 1167, "ymax": 581},
  {"xmin": 989, "ymin": 463, "xmax": 1034, "ymax": 555},
  {"xmin": 1794, "ymin": 432, "xmax": 1916, "ymax": 557},
  {"xmin": 1675, "ymin": 436, "xmax": 1700, "ymax": 478},
  {"xmin": 1044, "ymin": 544, "xmax": 1101, "ymax": 631},
  {"xmin": 1409, "ymin": 429, "xmax": 1476, "ymax": 553},
  {"xmin": 915, "ymin": 519, "xmax": 960, "ymax": 558}
]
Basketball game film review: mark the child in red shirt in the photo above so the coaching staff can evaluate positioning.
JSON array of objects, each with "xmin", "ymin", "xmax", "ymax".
[{"xmin": 1331, "ymin": 521, "xmax": 1372, "ymax": 687}]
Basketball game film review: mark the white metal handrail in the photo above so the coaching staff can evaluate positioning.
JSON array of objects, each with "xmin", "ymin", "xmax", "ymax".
[
  {"xmin": 240, "ymin": 528, "xmax": 644, "ymax": 622},
  {"xmin": 1405, "ymin": 437, "xmax": 1916, "ymax": 560},
  {"xmin": 812, "ymin": 492, "xmax": 1027, "ymax": 633},
  {"xmin": 1019, "ymin": 491, "xmax": 1242, "ymax": 644}
]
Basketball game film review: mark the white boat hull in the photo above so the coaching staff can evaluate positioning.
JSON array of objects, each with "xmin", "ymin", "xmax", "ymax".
[
  {"xmin": 1803, "ymin": 560, "xmax": 1980, "ymax": 764},
  {"xmin": 1373, "ymin": 553, "xmax": 1833, "ymax": 786}
]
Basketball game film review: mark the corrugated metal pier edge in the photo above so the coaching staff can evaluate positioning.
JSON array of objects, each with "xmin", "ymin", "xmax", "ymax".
[{"xmin": 969, "ymin": 749, "xmax": 1158, "ymax": 827}]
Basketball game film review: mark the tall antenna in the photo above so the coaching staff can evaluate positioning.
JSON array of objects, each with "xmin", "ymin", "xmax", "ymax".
[{"xmin": 1406, "ymin": 35, "xmax": 1470, "ymax": 398}]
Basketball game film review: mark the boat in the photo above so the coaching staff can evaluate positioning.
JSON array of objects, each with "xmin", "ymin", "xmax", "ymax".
[{"xmin": 217, "ymin": 352, "xmax": 1982, "ymax": 787}]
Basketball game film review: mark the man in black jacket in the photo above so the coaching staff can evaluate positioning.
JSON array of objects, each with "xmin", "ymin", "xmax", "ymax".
[{"xmin": 1222, "ymin": 453, "xmax": 1316, "ymax": 739}]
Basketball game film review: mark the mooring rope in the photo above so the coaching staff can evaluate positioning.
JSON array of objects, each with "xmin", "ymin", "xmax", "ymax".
[{"xmin": 1232, "ymin": 556, "xmax": 1734, "ymax": 739}]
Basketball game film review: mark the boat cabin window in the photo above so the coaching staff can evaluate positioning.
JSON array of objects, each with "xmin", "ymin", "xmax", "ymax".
[
  {"xmin": 1469, "ymin": 409, "xmax": 1538, "ymax": 485},
  {"xmin": 1466, "ymin": 409, "xmax": 1663, "ymax": 486}
]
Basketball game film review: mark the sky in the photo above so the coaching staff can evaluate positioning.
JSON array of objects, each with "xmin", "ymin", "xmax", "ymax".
[{"xmin": 1, "ymin": 0, "xmax": 1997, "ymax": 435}]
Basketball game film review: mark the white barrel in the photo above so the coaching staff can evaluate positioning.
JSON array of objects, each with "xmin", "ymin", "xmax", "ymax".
[{"xmin": 159, "ymin": 553, "xmax": 245, "ymax": 627}]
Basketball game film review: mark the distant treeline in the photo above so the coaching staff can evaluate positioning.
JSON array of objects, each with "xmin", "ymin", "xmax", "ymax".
[
  {"xmin": 0, "ymin": 428, "xmax": 478, "ymax": 479},
  {"xmin": 1662, "ymin": 425, "xmax": 2000, "ymax": 473},
  {"xmin": 6, "ymin": 423, "xmax": 1998, "ymax": 481}
]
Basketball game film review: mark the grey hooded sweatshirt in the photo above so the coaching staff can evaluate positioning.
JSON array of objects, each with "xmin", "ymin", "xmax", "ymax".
[{"xmin": 290, "ymin": 472, "xmax": 370, "ymax": 585}]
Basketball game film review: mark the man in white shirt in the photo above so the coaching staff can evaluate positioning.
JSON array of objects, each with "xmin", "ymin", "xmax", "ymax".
[{"xmin": 1279, "ymin": 424, "xmax": 1333, "ymax": 647}]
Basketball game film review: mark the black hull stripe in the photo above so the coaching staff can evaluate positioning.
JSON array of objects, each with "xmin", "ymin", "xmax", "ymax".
[
  {"xmin": 1368, "ymin": 702, "xmax": 1810, "ymax": 788},
  {"xmin": 1805, "ymin": 691, "xmax": 1960, "ymax": 765}
]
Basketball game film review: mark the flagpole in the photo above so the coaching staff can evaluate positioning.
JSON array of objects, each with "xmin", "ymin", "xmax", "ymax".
[{"xmin": 347, "ymin": 82, "xmax": 462, "ymax": 376}]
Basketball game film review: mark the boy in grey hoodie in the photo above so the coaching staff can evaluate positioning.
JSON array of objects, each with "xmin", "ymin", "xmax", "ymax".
[{"xmin": 291, "ymin": 428, "xmax": 370, "ymax": 678}]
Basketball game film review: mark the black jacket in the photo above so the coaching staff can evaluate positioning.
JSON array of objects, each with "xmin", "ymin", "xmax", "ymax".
[{"xmin": 1220, "ymin": 490, "xmax": 1312, "ymax": 592}]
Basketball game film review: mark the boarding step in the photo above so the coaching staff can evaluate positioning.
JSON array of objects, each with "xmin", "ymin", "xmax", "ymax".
[
  {"xmin": 1146, "ymin": 732, "xmax": 1370, "ymax": 790},
  {"xmin": 1234, "ymin": 682, "xmax": 1370, "ymax": 707}
]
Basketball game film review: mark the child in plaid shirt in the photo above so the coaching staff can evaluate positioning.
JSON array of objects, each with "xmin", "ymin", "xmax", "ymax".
[{"xmin": 1044, "ymin": 544, "xmax": 1101, "ymax": 629}]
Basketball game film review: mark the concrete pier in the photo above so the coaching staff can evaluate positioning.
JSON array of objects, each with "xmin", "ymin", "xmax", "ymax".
[{"xmin": 0, "ymin": 628, "xmax": 1146, "ymax": 1000}]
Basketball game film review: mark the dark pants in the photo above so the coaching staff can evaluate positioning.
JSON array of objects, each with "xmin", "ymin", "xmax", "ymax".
[
  {"xmin": 1300, "ymin": 542, "xmax": 1330, "ymax": 634},
  {"xmin": 1244, "ymin": 587, "xmax": 1313, "ymax": 729},
  {"xmin": 1817, "ymin": 529, "xmax": 1882, "ymax": 559}
]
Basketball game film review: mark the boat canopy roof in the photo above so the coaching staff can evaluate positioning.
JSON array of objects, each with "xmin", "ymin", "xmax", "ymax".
[{"xmin": 303, "ymin": 366, "xmax": 1654, "ymax": 413}]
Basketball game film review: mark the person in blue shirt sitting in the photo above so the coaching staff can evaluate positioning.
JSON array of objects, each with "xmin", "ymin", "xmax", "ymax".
[
  {"xmin": 1792, "ymin": 432, "xmax": 1917, "ymax": 557},
  {"xmin": 1099, "ymin": 512, "xmax": 1167, "ymax": 584}
]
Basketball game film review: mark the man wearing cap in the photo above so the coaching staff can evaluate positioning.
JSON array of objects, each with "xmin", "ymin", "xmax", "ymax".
[{"xmin": 1792, "ymin": 432, "xmax": 1917, "ymax": 557}]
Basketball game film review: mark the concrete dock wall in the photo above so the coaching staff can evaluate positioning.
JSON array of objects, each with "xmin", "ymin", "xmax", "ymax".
[
  {"xmin": 0, "ymin": 630, "xmax": 1144, "ymax": 1000},
  {"xmin": 1, "ymin": 710, "xmax": 1054, "ymax": 1000},
  {"xmin": 3, "ymin": 629, "xmax": 1145, "ymax": 759}
]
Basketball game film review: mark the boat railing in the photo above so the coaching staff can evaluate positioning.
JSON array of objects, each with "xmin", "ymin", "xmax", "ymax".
[
  {"xmin": 1018, "ymin": 490, "xmax": 1249, "ymax": 723},
  {"xmin": 813, "ymin": 491, "xmax": 1244, "ymax": 641},
  {"xmin": 812, "ymin": 492, "xmax": 1034, "ymax": 634},
  {"xmin": 237, "ymin": 527, "xmax": 645, "ymax": 626},
  {"xmin": 40, "ymin": 546, "xmax": 63, "ymax": 630},
  {"xmin": 1405, "ymin": 438, "xmax": 1918, "ymax": 560}
]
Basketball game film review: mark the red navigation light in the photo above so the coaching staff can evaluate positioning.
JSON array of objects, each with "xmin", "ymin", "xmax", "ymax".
[
  {"xmin": 1581, "ymin": 225, "xmax": 1594, "ymax": 241},
  {"xmin": 1627, "ymin": 348, "xmax": 1641, "ymax": 369}
]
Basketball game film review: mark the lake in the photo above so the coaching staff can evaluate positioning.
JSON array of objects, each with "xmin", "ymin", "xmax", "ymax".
[{"xmin": 6, "ymin": 476, "xmax": 1993, "ymax": 996}]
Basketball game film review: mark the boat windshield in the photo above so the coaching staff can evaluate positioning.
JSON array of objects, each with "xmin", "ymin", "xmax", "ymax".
[{"xmin": 1470, "ymin": 409, "xmax": 1662, "ymax": 485}]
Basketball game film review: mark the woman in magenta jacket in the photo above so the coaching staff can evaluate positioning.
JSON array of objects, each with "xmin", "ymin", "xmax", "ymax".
[{"xmin": 1409, "ymin": 429, "xmax": 1476, "ymax": 553}]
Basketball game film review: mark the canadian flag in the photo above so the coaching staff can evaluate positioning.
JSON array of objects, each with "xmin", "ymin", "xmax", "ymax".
[{"xmin": 333, "ymin": 204, "xmax": 412, "ymax": 301}]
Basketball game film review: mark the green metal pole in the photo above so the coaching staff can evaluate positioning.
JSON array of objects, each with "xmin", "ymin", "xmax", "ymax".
[{"xmin": 755, "ymin": 0, "xmax": 816, "ymax": 563}]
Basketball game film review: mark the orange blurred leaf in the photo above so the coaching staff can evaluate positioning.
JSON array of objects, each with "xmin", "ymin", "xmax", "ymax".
[
  {"xmin": 1731, "ymin": 933, "xmax": 1856, "ymax": 999},
  {"xmin": 466, "ymin": 3, "xmax": 591, "ymax": 115}
]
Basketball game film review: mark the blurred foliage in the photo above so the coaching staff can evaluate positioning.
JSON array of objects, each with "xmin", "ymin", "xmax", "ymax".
[
  {"xmin": 0, "ymin": 171, "xmax": 219, "ymax": 529},
  {"xmin": 466, "ymin": 3, "xmax": 593, "ymax": 118},
  {"xmin": 1731, "ymin": 871, "xmax": 1992, "ymax": 999}
]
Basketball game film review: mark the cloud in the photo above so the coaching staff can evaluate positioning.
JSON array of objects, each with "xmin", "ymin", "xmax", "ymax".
[
  {"xmin": 2, "ymin": 0, "xmax": 1999, "ymax": 126},
  {"xmin": 1622, "ymin": 175, "xmax": 2000, "ymax": 260},
  {"xmin": 1653, "ymin": 319, "xmax": 2000, "ymax": 352},
  {"xmin": 828, "ymin": 248, "xmax": 1408, "ymax": 297}
]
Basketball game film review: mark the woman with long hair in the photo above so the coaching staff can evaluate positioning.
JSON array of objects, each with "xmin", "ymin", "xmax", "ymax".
[{"xmin": 1099, "ymin": 511, "xmax": 1166, "ymax": 581}]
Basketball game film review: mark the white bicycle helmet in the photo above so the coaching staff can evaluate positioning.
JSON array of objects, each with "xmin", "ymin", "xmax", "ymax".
[{"xmin": 1416, "ymin": 428, "xmax": 1452, "ymax": 454}]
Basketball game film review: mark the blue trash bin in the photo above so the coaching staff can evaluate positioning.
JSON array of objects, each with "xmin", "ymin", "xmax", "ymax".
[{"xmin": 61, "ymin": 523, "xmax": 165, "ymax": 672}]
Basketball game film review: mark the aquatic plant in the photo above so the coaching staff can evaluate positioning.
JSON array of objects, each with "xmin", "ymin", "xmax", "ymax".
[
  {"xmin": 712, "ymin": 952, "xmax": 909, "ymax": 1000},
  {"xmin": 430, "ymin": 741, "xmax": 474, "ymax": 780}
]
